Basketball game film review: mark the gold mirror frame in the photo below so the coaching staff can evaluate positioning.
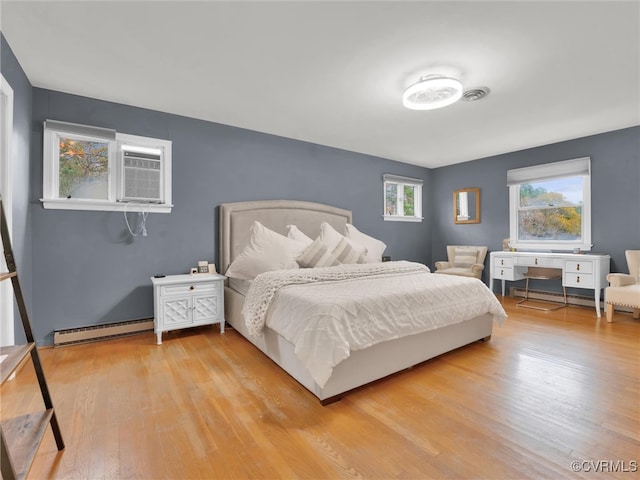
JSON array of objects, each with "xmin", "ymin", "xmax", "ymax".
[{"xmin": 454, "ymin": 187, "xmax": 480, "ymax": 224}]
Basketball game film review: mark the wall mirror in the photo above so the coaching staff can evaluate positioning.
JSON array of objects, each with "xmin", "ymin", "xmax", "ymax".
[{"xmin": 454, "ymin": 187, "xmax": 480, "ymax": 224}]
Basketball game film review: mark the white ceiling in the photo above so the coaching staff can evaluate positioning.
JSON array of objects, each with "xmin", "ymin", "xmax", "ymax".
[{"xmin": 1, "ymin": 1, "xmax": 639, "ymax": 168}]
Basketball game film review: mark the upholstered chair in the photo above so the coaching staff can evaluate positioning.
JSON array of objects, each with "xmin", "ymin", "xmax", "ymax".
[
  {"xmin": 434, "ymin": 246, "xmax": 488, "ymax": 280},
  {"xmin": 605, "ymin": 250, "xmax": 640, "ymax": 322}
]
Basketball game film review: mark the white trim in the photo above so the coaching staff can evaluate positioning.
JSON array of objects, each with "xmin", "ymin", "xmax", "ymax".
[
  {"xmin": 116, "ymin": 132, "xmax": 172, "ymax": 206},
  {"xmin": 40, "ymin": 198, "xmax": 173, "ymax": 213},
  {"xmin": 507, "ymin": 157, "xmax": 590, "ymax": 185},
  {"xmin": 382, "ymin": 215, "xmax": 423, "ymax": 222},
  {"xmin": 382, "ymin": 173, "xmax": 424, "ymax": 186},
  {"xmin": 509, "ymin": 157, "xmax": 592, "ymax": 252},
  {"xmin": 42, "ymin": 121, "xmax": 173, "ymax": 213},
  {"xmin": 43, "ymin": 128, "xmax": 117, "ymax": 203},
  {"xmin": 382, "ymin": 174, "xmax": 423, "ymax": 223},
  {"xmin": 0, "ymin": 73, "xmax": 14, "ymax": 347}
]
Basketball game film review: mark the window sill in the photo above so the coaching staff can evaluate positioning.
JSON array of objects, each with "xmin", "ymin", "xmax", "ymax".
[
  {"xmin": 41, "ymin": 198, "xmax": 173, "ymax": 213},
  {"xmin": 382, "ymin": 215, "xmax": 423, "ymax": 223}
]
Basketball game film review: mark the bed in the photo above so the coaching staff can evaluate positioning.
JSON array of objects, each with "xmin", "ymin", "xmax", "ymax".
[{"xmin": 219, "ymin": 199, "xmax": 506, "ymax": 404}]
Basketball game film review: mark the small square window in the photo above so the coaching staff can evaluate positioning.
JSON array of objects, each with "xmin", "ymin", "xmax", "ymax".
[
  {"xmin": 383, "ymin": 174, "xmax": 423, "ymax": 222},
  {"xmin": 58, "ymin": 136, "xmax": 110, "ymax": 200}
]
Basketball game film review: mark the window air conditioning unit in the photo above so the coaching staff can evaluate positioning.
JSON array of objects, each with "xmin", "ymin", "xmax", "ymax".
[{"xmin": 120, "ymin": 145, "xmax": 163, "ymax": 203}]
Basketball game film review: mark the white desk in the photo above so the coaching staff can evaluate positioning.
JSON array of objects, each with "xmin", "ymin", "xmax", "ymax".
[{"xmin": 489, "ymin": 251, "xmax": 610, "ymax": 317}]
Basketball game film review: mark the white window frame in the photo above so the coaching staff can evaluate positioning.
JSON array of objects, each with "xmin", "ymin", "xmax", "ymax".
[
  {"xmin": 1, "ymin": 73, "xmax": 15, "ymax": 348},
  {"xmin": 383, "ymin": 174, "xmax": 423, "ymax": 222},
  {"xmin": 508, "ymin": 157, "xmax": 591, "ymax": 252},
  {"xmin": 42, "ymin": 120, "xmax": 172, "ymax": 213}
]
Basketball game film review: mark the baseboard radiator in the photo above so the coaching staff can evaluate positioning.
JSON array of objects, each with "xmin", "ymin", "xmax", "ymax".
[
  {"xmin": 509, "ymin": 287, "xmax": 596, "ymax": 307},
  {"xmin": 54, "ymin": 318, "xmax": 154, "ymax": 347}
]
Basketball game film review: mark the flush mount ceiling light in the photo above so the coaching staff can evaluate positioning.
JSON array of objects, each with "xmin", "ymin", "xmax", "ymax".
[{"xmin": 402, "ymin": 75, "xmax": 463, "ymax": 110}]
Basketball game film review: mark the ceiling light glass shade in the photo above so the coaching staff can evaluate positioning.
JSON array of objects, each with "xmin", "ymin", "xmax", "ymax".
[{"xmin": 402, "ymin": 76, "xmax": 463, "ymax": 110}]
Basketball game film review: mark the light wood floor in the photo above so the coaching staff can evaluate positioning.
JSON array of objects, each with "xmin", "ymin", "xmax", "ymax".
[{"xmin": 2, "ymin": 297, "xmax": 638, "ymax": 479}]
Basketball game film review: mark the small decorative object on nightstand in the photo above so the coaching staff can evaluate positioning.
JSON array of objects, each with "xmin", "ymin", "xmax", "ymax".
[{"xmin": 151, "ymin": 273, "xmax": 225, "ymax": 345}]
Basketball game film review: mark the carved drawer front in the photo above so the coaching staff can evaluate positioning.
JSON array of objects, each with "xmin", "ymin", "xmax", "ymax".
[
  {"xmin": 564, "ymin": 273, "xmax": 594, "ymax": 288},
  {"xmin": 494, "ymin": 257, "xmax": 513, "ymax": 268},
  {"xmin": 161, "ymin": 282, "xmax": 217, "ymax": 297},
  {"xmin": 519, "ymin": 256, "xmax": 563, "ymax": 268},
  {"xmin": 565, "ymin": 260, "xmax": 593, "ymax": 274}
]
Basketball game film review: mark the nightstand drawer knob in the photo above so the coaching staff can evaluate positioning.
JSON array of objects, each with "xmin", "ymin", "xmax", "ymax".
[{"xmin": 190, "ymin": 285, "xmax": 195, "ymax": 290}]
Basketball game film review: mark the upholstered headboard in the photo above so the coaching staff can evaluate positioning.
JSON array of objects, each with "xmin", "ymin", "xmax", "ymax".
[{"xmin": 219, "ymin": 200, "xmax": 353, "ymax": 274}]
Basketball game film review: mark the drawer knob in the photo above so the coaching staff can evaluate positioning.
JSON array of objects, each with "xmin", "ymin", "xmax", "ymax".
[
  {"xmin": 535, "ymin": 258, "xmax": 538, "ymax": 265},
  {"xmin": 190, "ymin": 285, "xmax": 195, "ymax": 291},
  {"xmin": 500, "ymin": 269, "xmax": 504, "ymax": 275},
  {"xmin": 576, "ymin": 276, "xmax": 580, "ymax": 284},
  {"xmin": 501, "ymin": 259, "xmax": 504, "ymax": 265},
  {"xmin": 576, "ymin": 264, "xmax": 580, "ymax": 271}
]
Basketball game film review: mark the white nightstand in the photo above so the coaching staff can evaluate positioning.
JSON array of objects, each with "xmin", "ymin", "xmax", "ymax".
[{"xmin": 151, "ymin": 273, "xmax": 226, "ymax": 345}]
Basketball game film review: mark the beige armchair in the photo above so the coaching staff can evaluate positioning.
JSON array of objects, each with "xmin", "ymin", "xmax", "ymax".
[
  {"xmin": 434, "ymin": 246, "xmax": 488, "ymax": 280},
  {"xmin": 605, "ymin": 250, "xmax": 640, "ymax": 323}
]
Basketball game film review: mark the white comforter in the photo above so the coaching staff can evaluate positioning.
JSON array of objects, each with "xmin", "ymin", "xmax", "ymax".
[{"xmin": 242, "ymin": 261, "xmax": 507, "ymax": 387}]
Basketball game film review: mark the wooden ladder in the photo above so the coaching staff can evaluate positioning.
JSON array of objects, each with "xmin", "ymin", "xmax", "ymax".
[{"xmin": 0, "ymin": 196, "xmax": 65, "ymax": 480}]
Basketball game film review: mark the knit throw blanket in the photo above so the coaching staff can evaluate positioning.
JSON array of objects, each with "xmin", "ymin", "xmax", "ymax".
[{"xmin": 242, "ymin": 261, "xmax": 430, "ymax": 336}]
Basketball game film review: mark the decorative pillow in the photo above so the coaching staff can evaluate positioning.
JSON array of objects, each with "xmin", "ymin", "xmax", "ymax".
[
  {"xmin": 286, "ymin": 224, "xmax": 313, "ymax": 245},
  {"xmin": 331, "ymin": 237, "xmax": 367, "ymax": 264},
  {"xmin": 225, "ymin": 221, "xmax": 308, "ymax": 279},
  {"xmin": 297, "ymin": 237, "xmax": 341, "ymax": 268},
  {"xmin": 344, "ymin": 224, "xmax": 386, "ymax": 263},
  {"xmin": 319, "ymin": 222, "xmax": 368, "ymax": 264},
  {"xmin": 319, "ymin": 222, "xmax": 345, "ymax": 251},
  {"xmin": 453, "ymin": 248, "xmax": 479, "ymax": 268}
]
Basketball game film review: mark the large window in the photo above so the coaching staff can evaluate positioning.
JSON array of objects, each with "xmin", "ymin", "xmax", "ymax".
[
  {"xmin": 383, "ymin": 174, "xmax": 423, "ymax": 222},
  {"xmin": 42, "ymin": 120, "xmax": 172, "ymax": 213},
  {"xmin": 508, "ymin": 157, "xmax": 591, "ymax": 251}
]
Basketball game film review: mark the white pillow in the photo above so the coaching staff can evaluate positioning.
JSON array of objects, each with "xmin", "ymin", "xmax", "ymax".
[
  {"xmin": 319, "ymin": 222, "xmax": 367, "ymax": 264},
  {"xmin": 344, "ymin": 224, "xmax": 387, "ymax": 263},
  {"xmin": 286, "ymin": 225, "xmax": 313, "ymax": 245},
  {"xmin": 225, "ymin": 221, "xmax": 308, "ymax": 279},
  {"xmin": 319, "ymin": 222, "xmax": 347, "ymax": 251}
]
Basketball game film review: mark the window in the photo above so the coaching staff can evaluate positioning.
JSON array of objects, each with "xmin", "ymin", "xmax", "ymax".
[
  {"xmin": 508, "ymin": 157, "xmax": 591, "ymax": 251},
  {"xmin": 42, "ymin": 120, "xmax": 172, "ymax": 213},
  {"xmin": 383, "ymin": 174, "xmax": 423, "ymax": 222}
]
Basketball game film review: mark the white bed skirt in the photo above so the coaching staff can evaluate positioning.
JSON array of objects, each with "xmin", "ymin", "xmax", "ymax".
[{"xmin": 225, "ymin": 286, "xmax": 494, "ymax": 403}]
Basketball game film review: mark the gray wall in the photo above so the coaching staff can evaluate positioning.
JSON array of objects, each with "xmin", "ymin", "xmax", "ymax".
[
  {"xmin": 3, "ymin": 32, "xmax": 638, "ymax": 345},
  {"xmin": 1, "ymin": 34, "xmax": 33, "ymax": 344},
  {"xmin": 29, "ymin": 89, "xmax": 431, "ymax": 344},
  {"xmin": 431, "ymin": 126, "xmax": 640, "ymax": 293}
]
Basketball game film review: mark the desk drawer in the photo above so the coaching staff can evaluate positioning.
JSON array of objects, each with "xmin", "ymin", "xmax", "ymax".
[
  {"xmin": 564, "ymin": 273, "xmax": 594, "ymax": 288},
  {"xmin": 518, "ymin": 256, "xmax": 563, "ymax": 268},
  {"xmin": 494, "ymin": 257, "xmax": 514, "ymax": 268},
  {"xmin": 494, "ymin": 267, "xmax": 516, "ymax": 280},
  {"xmin": 565, "ymin": 260, "xmax": 593, "ymax": 274}
]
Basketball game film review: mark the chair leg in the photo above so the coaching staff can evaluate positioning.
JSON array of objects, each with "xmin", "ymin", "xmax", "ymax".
[{"xmin": 606, "ymin": 303, "xmax": 614, "ymax": 323}]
